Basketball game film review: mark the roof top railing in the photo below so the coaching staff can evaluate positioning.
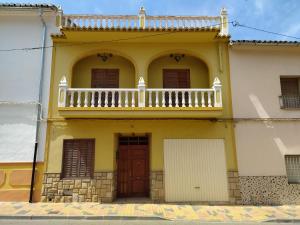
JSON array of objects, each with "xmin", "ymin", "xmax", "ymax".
[{"xmin": 60, "ymin": 7, "xmax": 229, "ymax": 36}]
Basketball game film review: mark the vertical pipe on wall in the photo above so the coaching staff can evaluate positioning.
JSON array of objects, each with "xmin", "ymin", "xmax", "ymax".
[{"xmin": 29, "ymin": 9, "xmax": 47, "ymax": 203}]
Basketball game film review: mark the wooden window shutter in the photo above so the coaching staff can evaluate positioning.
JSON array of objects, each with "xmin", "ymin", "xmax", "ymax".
[
  {"xmin": 91, "ymin": 69, "xmax": 119, "ymax": 107},
  {"xmin": 91, "ymin": 69, "xmax": 119, "ymax": 88},
  {"xmin": 163, "ymin": 69, "xmax": 190, "ymax": 88},
  {"xmin": 163, "ymin": 69, "xmax": 190, "ymax": 106},
  {"xmin": 281, "ymin": 78, "xmax": 299, "ymax": 96},
  {"xmin": 62, "ymin": 139, "xmax": 95, "ymax": 178}
]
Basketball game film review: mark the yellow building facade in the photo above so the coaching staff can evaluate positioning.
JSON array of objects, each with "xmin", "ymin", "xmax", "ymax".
[{"xmin": 42, "ymin": 8, "xmax": 241, "ymax": 204}]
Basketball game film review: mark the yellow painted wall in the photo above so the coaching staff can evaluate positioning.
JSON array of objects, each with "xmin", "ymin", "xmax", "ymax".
[
  {"xmin": 148, "ymin": 55, "xmax": 209, "ymax": 88},
  {"xmin": 0, "ymin": 162, "xmax": 44, "ymax": 202},
  {"xmin": 72, "ymin": 55, "xmax": 135, "ymax": 88},
  {"xmin": 45, "ymin": 31, "xmax": 236, "ymax": 179},
  {"xmin": 49, "ymin": 42, "xmax": 232, "ymax": 119},
  {"xmin": 46, "ymin": 120, "xmax": 237, "ymax": 173}
]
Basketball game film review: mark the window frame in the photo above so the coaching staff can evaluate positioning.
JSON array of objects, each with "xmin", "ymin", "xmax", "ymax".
[
  {"xmin": 61, "ymin": 138, "xmax": 95, "ymax": 179},
  {"xmin": 279, "ymin": 76, "xmax": 300, "ymax": 109}
]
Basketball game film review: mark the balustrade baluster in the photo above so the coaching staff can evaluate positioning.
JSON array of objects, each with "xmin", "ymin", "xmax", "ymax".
[
  {"xmin": 131, "ymin": 91, "xmax": 135, "ymax": 107},
  {"xmin": 159, "ymin": 18, "xmax": 162, "ymax": 29},
  {"xmin": 64, "ymin": 16, "xmax": 68, "ymax": 27},
  {"xmin": 98, "ymin": 91, "xmax": 101, "ymax": 107},
  {"xmin": 91, "ymin": 91, "xmax": 95, "ymax": 107},
  {"xmin": 118, "ymin": 91, "xmax": 122, "ymax": 107},
  {"xmin": 134, "ymin": 18, "xmax": 137, "ymax": 28},
  {"xmin": 155, "ymin": 91, "xmax": 159, "ymax": 107},
  {"xmin": 168, "ymin": 91, "xmax": 172, "ymax": 107},
  {"xmin": 175, "ymin": 91, "xmax": 179, "ymax": 107},
  {"xmin": 149, "ymin": 91, "xmax": 152, "ymax": 107},
  {"xmin": 162, "ymin": 91, "xmax": 166, "ymax": 107},
  {"xmin": 182, "ymin": 91, "xmax": 186, "ymax": 107},
  {"xmin": 171, "ymin": 18, "xmax": 174, "ymax": 28},
  {"xmin": 77, "ymin": 91, "xmax": 81, "ymax": 107},
  {"xmin": 84, "ymin": 91, "xmax": 88, "ymax": 107},
  {"xmin": 105, "ymin": 18, "xmax": 108, "ymax": 28},
  {"xmin": 125, "ymin": 91, "xmax": 128, "ymax": 107},
  {"xmin": 201, "ymin": 92, "xmax": 205, "ymax": 107},
  {"xmin": 208, "ymin": 91, "xmax": 212, "ymax": 107},
  {"xmin": 99, "ymin": 16, "xmax": 103, "ymax": 28},
  {"xmin": 104, "ymin": 91, "xmax": 108, "ymax": 107},
  {"xmin": 188, "ymin": 91, "xmax": 192, "ymax": 107},
  {"xmin": 195, "ymin": 91, "xmax": 199, "ymax": 107},
  {"xmin": 70, "ymin": 91, "xmax": 74, "ymax": 107},
  {"xmin": 111, "ymin": 91, "xmax": 115, "ymax": 107}
]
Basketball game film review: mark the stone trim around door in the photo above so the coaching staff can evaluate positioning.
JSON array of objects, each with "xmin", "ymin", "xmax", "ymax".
[
  {"xmin": 239, "ymin": 176, "xmax": 300, "ymax": 205},
  {"xmin": 41, "ymin": 172, "xmax": 116, "ymax": 203}
]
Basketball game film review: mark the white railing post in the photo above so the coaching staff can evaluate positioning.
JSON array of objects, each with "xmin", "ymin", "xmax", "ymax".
[
  {"xmin": 213, "ymin": 77, "xmax": 222, "ymax": 107},
  {"xmin": 138, "ymin": 77, "xmax": 146, "ymax": 107},
  {"xmin": 138, "ymin": 7, "xmax": 146, "ymax": 29},
  {"xmin": 58, "ymin": 76, "xmax": 68, "ymax": 107},
  {"xmin": 220, "ymin": 7, "xmax": 228, "ymax": 36}
]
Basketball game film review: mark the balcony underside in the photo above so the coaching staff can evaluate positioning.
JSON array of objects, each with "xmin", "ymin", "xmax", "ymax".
[{"xmin": 58, "ymin": 107, "xmax": 223, "ymax": 118}]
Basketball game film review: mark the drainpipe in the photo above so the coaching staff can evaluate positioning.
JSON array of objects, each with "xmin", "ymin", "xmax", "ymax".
[{"xmin": 29, "ymin": 8, "xmax": 47, "ymax": 203}]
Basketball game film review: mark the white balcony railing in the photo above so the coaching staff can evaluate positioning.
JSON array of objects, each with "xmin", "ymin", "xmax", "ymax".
[
  {"xmin": 58, "ymin": 77, "xmax": 222, "ymax": 109},
  {"xmin": 60, "ymin": 7, "xmax": 229, "ymax": 36}
]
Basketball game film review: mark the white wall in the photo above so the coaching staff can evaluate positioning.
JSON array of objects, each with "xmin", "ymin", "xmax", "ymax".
[
  {"xmin": 0, "ymin": 9, "xmax": 59, "ymax": 162},
  {"xmin": 229, "ymin": 45, "xmax": 300, "ymax": 176}
]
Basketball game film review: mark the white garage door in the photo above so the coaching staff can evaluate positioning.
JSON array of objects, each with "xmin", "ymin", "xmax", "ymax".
[{"xmin": 164, "ymin": 139, "xmax": 229, "ymax": 202}]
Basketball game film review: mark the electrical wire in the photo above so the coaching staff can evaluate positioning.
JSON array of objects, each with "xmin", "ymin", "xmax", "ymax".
[
  {"xmin": 0, "ymin": 22, "xmax": 228, "ymax": 52},
  {"xmin": 232, "ymin": 21, "xmax": 300, "ymax": 40},
  {"xmin": 1, "ymin": 21, "xmax": 299, "ymax": 52}
]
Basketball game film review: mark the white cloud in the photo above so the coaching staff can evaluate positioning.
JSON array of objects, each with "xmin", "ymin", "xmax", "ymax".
[
  {"xmin": 254, "ymin": 0, "xmax": 265, "ymax": 14},
  {"xmin": 284, "ymin": 23, "xmax": 300, "ymax": 38}
]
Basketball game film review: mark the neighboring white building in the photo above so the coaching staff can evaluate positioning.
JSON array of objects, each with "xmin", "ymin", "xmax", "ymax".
[
  {"xmin": 0, "ymin": 4, "xmax": 59, "ymax": 201},
  {"xmin": 229, "ymin": 40, "xmax": 300, "ymax": 205}
]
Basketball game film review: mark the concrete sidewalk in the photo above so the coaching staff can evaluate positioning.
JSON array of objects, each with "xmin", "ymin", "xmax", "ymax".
[{"xmin": 0, "ymin": 202, "xmax": 299, "ymax": 222}]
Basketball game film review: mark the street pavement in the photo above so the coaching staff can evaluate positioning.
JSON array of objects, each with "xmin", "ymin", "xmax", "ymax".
[
  {"xmin": 0, "ymin": 202, "xmax": 300, "ymax": 223},
  {"xmin": 0, "ymin": 220, "xmax": 299, "ymax": 225}
]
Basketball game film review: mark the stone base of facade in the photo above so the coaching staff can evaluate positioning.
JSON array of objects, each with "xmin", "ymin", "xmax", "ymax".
[
  {"xmin": 228, "ymin": 171, "xmax": 242, "ymax": 205},
  {"xmin": 149, "ymin": 170, "xmax": 241, "ymax": 205},
  {"xmin": 150, "ymin": 171, "xmax": 164, "ymax": 202},
  {"xmin": 41, "ymin": 172, "xmax": 116, "ymax": 203},
  {"xmin": 240, "ymin": 176, "xmax": 300, "ymax": 205}
]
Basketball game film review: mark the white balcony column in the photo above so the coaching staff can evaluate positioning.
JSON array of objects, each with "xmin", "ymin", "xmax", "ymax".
[
  {"xmin": 213, "ymin": 77, "xmax": 222, "ymax": 107},
  {"xmin": 58, "ymin": 76, "xmax": 68, "ymax": 107},
  {"xmin": 138, "ymin": 7, "xmax": 146, "ymax": 29},
  {"xmin": 138, "ymin": 77, "xmax": 146, "ymax": 107},
  {"xmin": 220, "ymin": 8, "xmax": 228, "ymax": 36}
]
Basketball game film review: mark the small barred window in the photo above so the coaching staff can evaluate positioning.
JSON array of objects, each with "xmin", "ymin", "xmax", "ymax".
[{"xmin": 285, "ymin": 155, "xmax": 300, "ymax": 184}]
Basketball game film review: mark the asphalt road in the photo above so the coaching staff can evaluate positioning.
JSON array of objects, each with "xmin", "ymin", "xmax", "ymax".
[{"xmin": 0, "ymin": 220, "xmax": 298, "ymax": 225}]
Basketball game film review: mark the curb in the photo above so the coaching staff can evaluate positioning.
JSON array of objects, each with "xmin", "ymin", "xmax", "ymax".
[{"xmin": 0, "ymin": 215, "xmax": 168, "ymax": 221}]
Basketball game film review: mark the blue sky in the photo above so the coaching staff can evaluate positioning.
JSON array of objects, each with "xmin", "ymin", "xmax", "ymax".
[{"xmin": 2, "ymin": 0, "xmax": 300, "ymax": 40}]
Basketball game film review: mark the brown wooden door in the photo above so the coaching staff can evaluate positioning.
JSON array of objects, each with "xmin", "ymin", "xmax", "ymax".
[
  {"xmin": 117, "ymin": 144, "xmax": 149, "ymax": 198},
  {"xmin": 163, "ymin": 69, "xmax": 190, "ymax": 106},
  {"xmin": 91, "ymin": 69, "xmax": 119, "ymax": 106}
]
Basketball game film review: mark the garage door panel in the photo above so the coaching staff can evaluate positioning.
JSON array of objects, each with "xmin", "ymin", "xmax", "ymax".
[{"xmin": 164, "ymin": 139, "xmax": 229, "ymax": 202}]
